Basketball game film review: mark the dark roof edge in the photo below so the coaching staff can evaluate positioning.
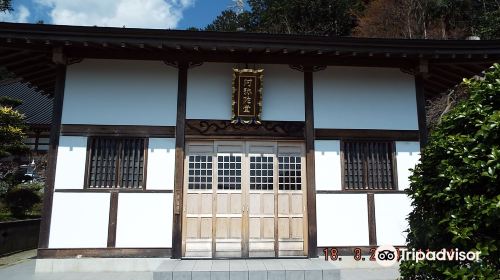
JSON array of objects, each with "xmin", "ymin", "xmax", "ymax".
[{"xmin": 1, "ymin": 22, "xmax": 500, "ymax": 51}]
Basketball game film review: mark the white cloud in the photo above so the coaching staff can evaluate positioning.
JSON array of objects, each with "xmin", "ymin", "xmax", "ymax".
[
  {"xmin": 0, "ymin": 5, "xmax": 31, "ymax": 23},
  {"xmin": 35, "ymin": 0, "xmax": 195, "ymax": 29}
]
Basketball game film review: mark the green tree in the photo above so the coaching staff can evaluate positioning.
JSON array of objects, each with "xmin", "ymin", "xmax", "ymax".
[
  {"xmin": 205, "ymin": 10, "xmax": 253, "ymax": 32},
  {"xmin": 400, "ymin": 64, "xmax": 500, "ymax": 279},
  {"xmin": 0, "ymin": 0, "xmax": 12, "ymax": 12},
  {"xmin": 471, "ymin": 0, "xmax": 500, "ymax": 39},
  {"xmin": 355, "ymin": 0, "xmax": 500, "ymax": 39},
  {"xmin": 0, "ymin": 96, "xmax": 27, "ymax": 158},
  {"xmin": 206, "ymin": 0, "xmax": 366, "ymax": 36}
]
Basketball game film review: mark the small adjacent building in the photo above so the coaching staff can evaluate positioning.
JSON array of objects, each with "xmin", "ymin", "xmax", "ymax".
[
  {"xmin": 0, "ymin": 22, "xmax": 498, "ymax": 261},
  {"xmin": 0, "ymin": 79, "xmax": 51, "ymax": 154}
]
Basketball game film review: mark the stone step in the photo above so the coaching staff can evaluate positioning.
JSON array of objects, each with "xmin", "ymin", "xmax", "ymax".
[{"xmin": 153, "ymin": 259, "xmax": 341, "ymax": 280}]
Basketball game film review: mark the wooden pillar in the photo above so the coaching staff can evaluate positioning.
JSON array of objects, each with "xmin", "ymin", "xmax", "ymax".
[
  {"xmin": 367, "ymin": 193, "xmax": 377, "ymax": 246},
  {"xmin": 34, "ymin": 130, "xmax": 40, "ymax": 152},
  {"xmin": 172, "ymin": 62, "xmax": 188, "ymax": 259},
  {"xmin": 107, "ymin": 191, "xmax": 119, "ymax": 247},
  {"xmin": 38, "ymin": 58, "xmax": 67, "ymax": 249},
  {"xmin": 304, "ymin": 68, "xmax": 318, "ymax": 258}
]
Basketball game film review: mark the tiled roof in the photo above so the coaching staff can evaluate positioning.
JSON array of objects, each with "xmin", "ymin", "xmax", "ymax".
[{"xmin": 0, "ymin": 78, "xmax": 52, "ymax": 125}]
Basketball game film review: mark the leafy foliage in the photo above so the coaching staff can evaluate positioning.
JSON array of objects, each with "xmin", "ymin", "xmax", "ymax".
[
  {"xmin": 205, "ymin": 0, "xmax": 365, "ymax": 36},
  {"xmin": 0, "ymin": 96, "xmax": 28, "ymax": 158},
  {"xmin": 355, "ymin": 0, "xmax": 500, "ymax": 39},
  {"xmin": 472, "ymin": 3, "xmax": 500, "ymax": 39},
  {"xmin": 400, "ymin": 64, "xmax": 500, "ymax": 279},
  {"xmin": 0, "ymin": 0, "xmax": 12, "ymax": 12},
  {"xmin": 206, "ymin": 10, "xmax": 253, "ymax": 32},
  {"xmin": 4, "ymin": 184, "xmax": 42, "ymax": 218},
  {"xmin": 205, "ymin": 0, "xmax": 499, "ymax": 39}
]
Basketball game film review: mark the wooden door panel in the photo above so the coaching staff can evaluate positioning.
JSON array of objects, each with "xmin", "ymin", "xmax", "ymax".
[
  {"xmin": 183, "ymin": 141, "xmax": 306, "ymax": 258},
  {"xmin": 200, "ymin": 194, "xmax": 212, "ymax": 214},
  {"xmin": 184, "ymin": 192, "xmax": 212, "ymax": 257},
  {"xmin": 262, "ymin": 194, "xmax": 274, "ymax": 215},
  {"xmin": 200, "ymin": 218, "xmax": 212, "ymax": 239},
  {"xmin": 230, "ymin": 217, "xmax": 242, "ymax": 238},
  {"xmin": 262, "ymin": 217, "xmax": 275, "ymax": 239},
  {"xmin": 278, "ymin": 194, "xmax": 289, "ymax": 215}
]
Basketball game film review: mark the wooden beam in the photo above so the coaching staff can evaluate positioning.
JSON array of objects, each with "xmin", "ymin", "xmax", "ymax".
[
  {"xmin": 423, "ymin": 78, "xmax": 449, "ymax": 93},
  {"xmin": 2, "ymin": 54, "xmax": 47, "ymax": 68},
  {"xmin": 18, "ymin": 67, "xmax": 55, "ymax": 80},
  {"xmin": 447, "ymin": 64, "xmax": 481, "ymax": 78},
  {"xmin": 185, "ymin": 120, "xmax": 304, "ymax": 139},
  {"xmin": 28, "ymin": 73, "xmax": 56, "ymax": 84},
  {"xmin": 431, "ymin": 66, "xmax": 468, "ymax": 81},
  {"xmin": 172, "ymin": 62, "xmax": 188, "ymax": 259},
  {"xmin": 8, "ymin": 60, "xmax": 51, "ymax": 74},
  {"xmin": 60, "ymin": 124, "xmax": 175, "ymax": 138},
  {"xmin": 315, "ymin": 129, "xmax": 419, "ymax": 141},
  {"xmin": 64, "ymin": 48, "xmax": 414, "ymax": 69},
  {"xmin": 427, "ymin": 73, "xmax": 456, "ymax": 87},
  {"xmin": 37, "ymin": 62, "xmax": 66, "ymax": 250},
  {"xmin": 0, "ymin": 50, "xmax": 28, "ymax": 62},
  {"xmin": 304, "ymin": 67, "xmax": 318, "ymax": 258},
  {"xmin": 38, "ymin": 248, "xmax": 172, "ymax": 258}
]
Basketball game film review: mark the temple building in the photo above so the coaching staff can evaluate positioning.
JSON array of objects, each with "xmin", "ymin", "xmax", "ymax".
[{"xmin": 0, "ymin": 22, "xmax": 498, "ymax": 266}]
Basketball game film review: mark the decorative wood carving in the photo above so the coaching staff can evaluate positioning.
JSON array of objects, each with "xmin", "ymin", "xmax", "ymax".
[
  {"xmin": 185, "ymin": 120, "xmax": 305, "ymax": 139},
  {"xmin": 163, "ymin": 60, "xmax": 203, "ymax": 69},
  {"xmin": 289, "ymin": 65, "xmax": 327, "ymax": 72}
]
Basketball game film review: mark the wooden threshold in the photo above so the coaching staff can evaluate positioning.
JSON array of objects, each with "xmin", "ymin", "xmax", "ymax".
[{"xmin": 37, "ymin": 248, "xmax": 172, "ymax": 258}]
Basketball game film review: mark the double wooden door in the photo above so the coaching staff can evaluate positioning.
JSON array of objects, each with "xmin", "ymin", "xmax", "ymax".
[{"xmin": 182, "ymin": 141, "xmax": 307, "ymax": 258}]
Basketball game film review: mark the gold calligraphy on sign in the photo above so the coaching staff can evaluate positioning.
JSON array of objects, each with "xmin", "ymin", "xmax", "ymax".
[{"xmin": 231, "ymin": 68, "xmax": 264, "ymax": 124}]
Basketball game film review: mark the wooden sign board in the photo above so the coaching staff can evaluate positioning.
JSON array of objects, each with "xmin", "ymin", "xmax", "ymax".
[{"xmin": 231, "ymin": 68, "xmax": 264, "ymax": 124}]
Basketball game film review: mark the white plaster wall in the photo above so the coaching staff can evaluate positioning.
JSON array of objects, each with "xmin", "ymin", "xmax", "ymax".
[
  {"xmin": 396, "ymin": 141, "xmax": 421, "ymax": 190},
  {"xmin": 261, "ymin": 64, "xmax": 304, "ymax": 121},
  {"xmin": 49, "ymin": 193, "xmax": 110, "ymax": 248},
  {"xmin": 315, "ymin": 140, "xmax": 341, "ymax": 191},
  {"xmin": 187, "ymin": 63, "xmax": 232, "ymax": 120},
  {"xmin": 62, "ymin": 59, "xmax": 178, "ymax": 125},
  {"xmin": 115, "ymin": 193, "xmax": 172, "ymax": 248},
  {"xmin": 317, "ymin": 194, "xmax": 369, "ymax": 246},
  {"xmin": 314, "ymin": 67, "xmax": 418, "ymax": 130},
  {"xmin": 146, "ymin": 138, "xmax": 175, "ymax": 190},
  {"xmin": 54, "ymin": 136, "xmax": 87, "ymax": 190},
  {"xmin": 187, "ymin": 63, "xmax": 304, "ymax": 121},
  {"xmin": 375, "ymin": 194, "xmax": 412, "ymax": 246}
]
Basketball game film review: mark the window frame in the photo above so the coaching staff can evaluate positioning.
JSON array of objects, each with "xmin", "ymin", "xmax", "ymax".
[
  {"xmin": 340, "ymin": 139, "xmax": 398, "ymax": 191},
  {"xmin": 84, "ymin": 136, "xmax": 149, "ymax": 190}
]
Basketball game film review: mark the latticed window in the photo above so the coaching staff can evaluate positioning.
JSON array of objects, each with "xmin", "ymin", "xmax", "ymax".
[
  {"xmin": 343, "ymin": 140, "xmax": 396, "ymax": 190},
  {"xmin": 188, "ymin": 155, "xmax": 213, "ymax": 190},
  {"xmin": 217, "ymin": 155, "xmax": 242, "ymax": 190},
  {"xmin": 250, "ymin": 156, "xmax": 273, "ymax": 190},
  {"xmin": 87, "ymin": 137, "xmax": 146, "ymax": 189},
  {"xmin": 278, "ymin": 155, "xmax": 302, "ymax": 190}
]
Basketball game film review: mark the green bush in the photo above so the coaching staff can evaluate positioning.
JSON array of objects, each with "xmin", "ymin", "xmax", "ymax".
[
  {"xmin": 4, "ymin": 186, "xmax": 41, "ymax": 218},
  {"xmin": 400, "ymin": 64, "xmax": 500, "ymax": 279}
]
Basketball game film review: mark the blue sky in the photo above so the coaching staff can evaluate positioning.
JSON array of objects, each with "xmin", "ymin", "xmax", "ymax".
[{"xmin": 0, "ymin": 0, "xmax": 236, "ymax": 29}]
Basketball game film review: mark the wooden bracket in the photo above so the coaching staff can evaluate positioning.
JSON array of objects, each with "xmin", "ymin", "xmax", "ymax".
[{"xmin": 52, "ymin": 47, "xmax": 67, "ymax": 65}]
